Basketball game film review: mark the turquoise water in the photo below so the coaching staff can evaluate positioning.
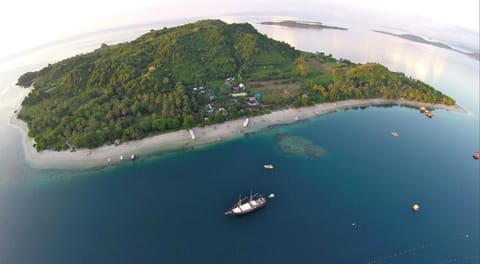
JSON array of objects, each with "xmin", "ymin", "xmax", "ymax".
[{"xmin": 0, "ymin": 16, "xmax": 478, "ymax": 263}]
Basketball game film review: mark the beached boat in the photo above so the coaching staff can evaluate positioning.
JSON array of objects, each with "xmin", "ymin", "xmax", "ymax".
[
  {"xmin": 419, "ymin": 107, "xmax": 427, "ymax": 113},
  {"xmin": 243, "ymin": 118, "xmax": 249, "ymax": 128},
  {"xmin": 225, "ymin": 192, "xmax": 266, "ymax": 215},
  {"xmin": 189, "ymin": 129, "xmax": 196, "ymax": 140},
  {"xmin": 264, "ymin": 164, "xmax": 274, "ymax": 170}
]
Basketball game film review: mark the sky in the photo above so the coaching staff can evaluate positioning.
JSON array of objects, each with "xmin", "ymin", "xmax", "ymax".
[{"xmin": 0, "ymin": 0, "xmax": 478, "ymax": 61}]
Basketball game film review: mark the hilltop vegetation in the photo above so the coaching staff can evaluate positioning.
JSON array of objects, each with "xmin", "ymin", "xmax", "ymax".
[{"xmin": 17, "ymin": 20, "xmax": 455, "ymax": 151}]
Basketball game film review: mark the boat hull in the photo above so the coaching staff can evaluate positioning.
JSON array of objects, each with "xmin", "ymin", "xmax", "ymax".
[{"xmin": 225, "ymin": 197, "xmax": 267, "ymax": 215}]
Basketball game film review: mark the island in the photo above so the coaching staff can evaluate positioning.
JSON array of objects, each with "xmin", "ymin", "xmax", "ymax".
[
  {"xmin": 260, "ymin": 20, "xmax": 348, "ymax": 30},
  {"xmin": 373, "ymin": 30, "xmax": 480, "ymax": 61},
  {"xmin": 16, "ymin": 20, "xmax": 456, "ymax": 156}
]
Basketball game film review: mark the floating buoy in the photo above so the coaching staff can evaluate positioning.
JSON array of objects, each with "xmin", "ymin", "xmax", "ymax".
[
  {"xmin": 412, "ymin": 204, "xmax": 420, "ymax": 212},
  {"xmin": 352, "ymin": 222, "xmax": 357, "ymax": 227}
]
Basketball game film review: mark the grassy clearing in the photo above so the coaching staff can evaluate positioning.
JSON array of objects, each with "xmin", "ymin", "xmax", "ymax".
[{"xmin": 249, "ymin": 80, "xmax": 301, "ymax": 103}]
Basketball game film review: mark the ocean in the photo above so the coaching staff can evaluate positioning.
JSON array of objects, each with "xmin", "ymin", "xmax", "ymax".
[{"xmin": 0, "ymin": 15, "xmax": 478, "ymax": 263}]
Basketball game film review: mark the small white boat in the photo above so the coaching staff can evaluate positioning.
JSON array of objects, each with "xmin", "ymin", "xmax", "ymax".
[
  {"xmin": 268, "ymin": 193, "xmax": 275, "ymax": 198},
  {"xmin": 391, "ymin": 131, "xmax": 399, "ymax": 137},
  {"xmin": 412, "ymin": 204, "xmax": 420, "ymax": 212},
  {"xmin": 243, "ymin": 118, "xmax": 249, "ymax": 128},
  {"xmin": 120, "ymin": 155, "xmax": 124, "ymax": 161},
  {"xmin": 189, "ymin": 129, "xmax": 196, "ymax": 140},
  {"xmin": 264, "ymin": 164, "xmax": 274, "ymax": 170}
]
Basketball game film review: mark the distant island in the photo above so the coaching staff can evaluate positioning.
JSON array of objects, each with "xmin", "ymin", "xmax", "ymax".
[
  {"xmin": 260, "ymin": 20, "xmax": 348, "ymax": 30},
  {"xmin": 373, "ymin": 30, "xmax": 480, "ymax": 61},
  {"xmin": 16, "ymin": 20, "xmax": 455, "ymax": 152}
]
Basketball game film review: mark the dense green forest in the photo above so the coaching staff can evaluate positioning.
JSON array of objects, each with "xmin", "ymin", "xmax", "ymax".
[{"xmin": 17, "ymin": 20, "xmax": 455, "ymax": 151}]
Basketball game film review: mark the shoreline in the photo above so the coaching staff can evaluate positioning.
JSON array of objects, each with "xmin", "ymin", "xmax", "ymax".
[{"xmin": 9, "ymin": 98, "xmax": 466, "ymax": 170}]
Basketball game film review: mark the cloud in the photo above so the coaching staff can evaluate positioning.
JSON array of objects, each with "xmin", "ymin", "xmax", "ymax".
[{"xmin": 0, "ymin": 0, "xmax": 477, "ymax": 60}]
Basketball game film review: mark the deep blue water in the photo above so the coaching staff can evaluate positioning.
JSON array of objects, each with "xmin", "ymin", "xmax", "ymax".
[
  {"xmin": 0, "ymin": 16, "xmax": 479, "ymax": 264},
  {"xmin": 0, "ymin": 106, "xmax": 478, "ymax": 263}
]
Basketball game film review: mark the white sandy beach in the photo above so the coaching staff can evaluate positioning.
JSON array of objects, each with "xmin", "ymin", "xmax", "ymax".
[{"xmin": 8, "ymin": 98, "xmax": 466, "ymax": 170}]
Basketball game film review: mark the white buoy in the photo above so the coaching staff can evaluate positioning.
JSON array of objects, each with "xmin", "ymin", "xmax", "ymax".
[
  {"xmin": 412, "ymin": 204, "xmax": 420, "ymax": 212},
  {"xmin": 268, "ymin": 193, "xmax": 275, "ymax": 198}
]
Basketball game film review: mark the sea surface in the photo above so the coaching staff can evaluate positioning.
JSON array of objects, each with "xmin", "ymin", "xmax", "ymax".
[{"xmin": 0, "ymin": 15, "xmax": 478, "ymax": 263}]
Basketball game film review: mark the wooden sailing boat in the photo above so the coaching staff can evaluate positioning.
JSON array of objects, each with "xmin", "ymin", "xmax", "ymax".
[{"xmin": 224, "ymin": 191, "xmax": 267, "ymax": 215}]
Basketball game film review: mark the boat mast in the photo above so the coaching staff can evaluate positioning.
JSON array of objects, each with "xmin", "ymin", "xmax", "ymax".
[
  {"xmin": 249, "ymin": 190, "xmax": 253, "ymax": 203},
  {"xmin": 237, "ymin": 194, "xmax": 242, "ymax": 207}
]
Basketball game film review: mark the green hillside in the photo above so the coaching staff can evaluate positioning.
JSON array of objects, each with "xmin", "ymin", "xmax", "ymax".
[{"xmin": 17, "ymin": 20, "xmax": 455, "ymax": 151}]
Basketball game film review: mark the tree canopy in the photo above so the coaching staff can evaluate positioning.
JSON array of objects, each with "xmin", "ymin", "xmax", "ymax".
[{"xmin": 17, "ymin": 20, "xmax": 455, "ymax": 151}]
